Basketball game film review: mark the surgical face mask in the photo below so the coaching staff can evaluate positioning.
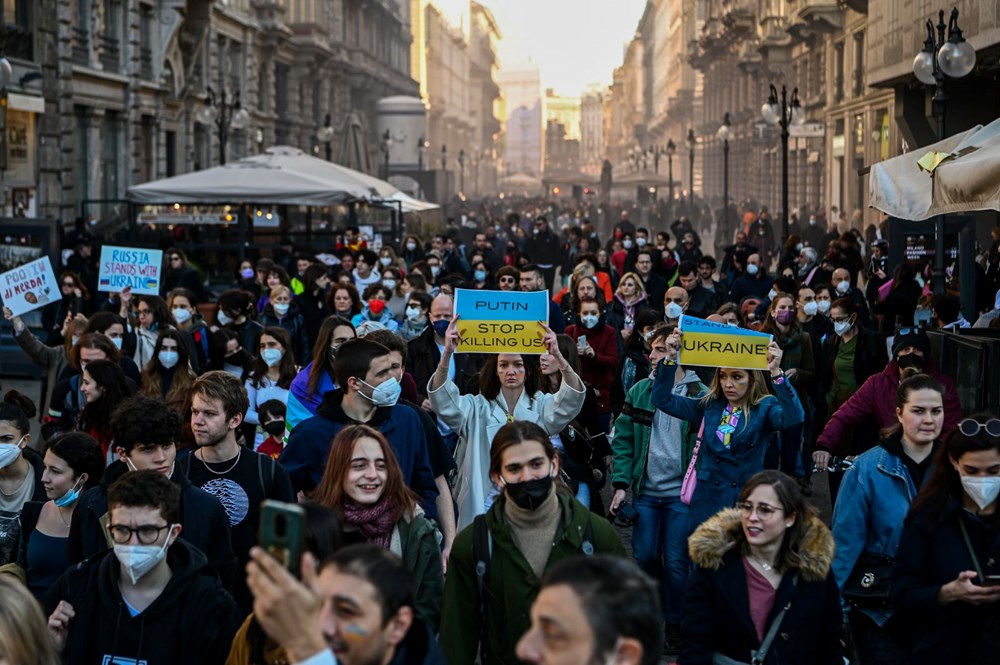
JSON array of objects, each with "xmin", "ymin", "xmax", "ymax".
[
  {"xmin": 432, "ymin": 319, "xmax": 450, "ymax": 338},
  {"xmin": 503, "ymin": 468, "xmax": 554, "ymax": 511},
  {"xmin": 217, "ymin": 310, "xmax": 233, "ymax": 326},
  {"xmin": 54, "ymin": 476, "xmax": 86, "ymax": 508},
  {"xmin": 380, "ymin": 257, "xmax": 392, "ymax": 267},
  {"xmin": 837, "ymin": 280, "xmax": 851, "ymax": 294},
  {"xmin": 358, "ymin": 377, "xmax": 401, "ymax": 407},
  {"xmin": 665, "ymin": 302, "xmax": 684, "ymax": 320},
  {"xmin": 263, "ymin": 419, "xmax": 286, "ymax": 437},
  {"xmin": 636, "ymin": 236, "xmax": 647, "ymax": 247},
  {"xmin": 803, "ymin": 301, "xmax": 818, "ymax": 317},
  {"xmin": 961, "ymin": 475, "xmax": 1000, "ymax": 511},
  {"xmin": 382, "ymin": 279, "xmax": 397, "ymax": 291},
  {"xmin": 809, "ymin": 217, "xmax": 817, "ymax": 226},
  {"xmin": 580, "ymin": 314, "xmax": 599, "ymax": 329},
  {"xmin": 261, "ymin": 348, "xmax": 283, "ymax": 367},
  {"xmin": 406, "ymin": 305, "xmax": 423, "ymax": 322},
  {"xmin": 795, "ymin": 242, "xmax": 803, "ymax": 252},
  {"xmin": 817, "ymin": 299, "xmax": 831, "ymax": 314},
  {"xmin": 158, "ymin": 350, "xmax": 180, "ymax": 369},
  {"xmin": 775, "ymin": 310, "xmax": 795, "ymax": 325},
  {"xmin": 746, "ymin": 264, "xmax": 759, "ymax": 276},
  {"xmin": 71, "ymin": 335, "xmax": 80, "ymax": 346},
  {"xmin": 113, "ymin": 529, "xmax": 175, "ymax": 584},
  {"xmin": 474, "ymin": 270, "xmax": 487, "ymax": 282},
  {"xmin": 110, "ymin": 336, "xmax": 123, "ymax": 350},
  {"xmin": 430, "ymin": 265, "xmax": 441, "ymax": 278},
  {"xmin": 172, "ymin": 307, "xmax": 192, "ymax": 324},
  {"xmin": 406, "ymin": 242, "xmax": 417, "ymax": 252},
  {"xmin": 767, "ymin": 289, "xmax": 778, "ymax": 301},
  {"xmin": 0, "ymin": 435, "xmax": 26, "ymax": 469},
  {"xmin": 273, "ymin": 302, "xmax": 290, "ymax": 316},
  {"xmin": 834, "ymin": 320, "xmax": 853, "ymax": 337},
  {"xmin": 623, "ymin": 239, "xmax": 633, "ymax": 250},
  {"xmin": 240, "ymin": 267, "xmax": 255, "ymax": 279}
]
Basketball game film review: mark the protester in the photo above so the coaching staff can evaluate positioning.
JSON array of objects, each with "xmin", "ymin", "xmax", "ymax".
[
  {"xmin": 607, "ymin": 271, "xmax": 650, "ymax": 339},
  {"xmin": 610, "ymin": 326, "xmax": 708, "ymax": 648},
  {"xmin": 400, "ymin": 291, "xmax": 432, "ymax": 342},
  {"xmin": 429, "ymin": 317, "xmax": 585, "ymax": 528},
  {"xmin": 260, "ymin": 285, "xmax": 310, "ymax": 363},
  {"xmin": 77, "ymin": 359, "xmax": 135, "ymax": 456},
  {"xmin": 285, "ymin": 316, "xmax": 355, "ymax": 429},
  {"xmin": 42, "ymin": 271, "xmax": 90, "ymax": 346},
  {"xmin": 131, "ymin": 295, "xmax": 177, "ymax": 369},
  {"xmin": 328, "ymin": 282, "xmax": 362, "ymax": 319},
  {"xmin": 519, "ymin": 263, "xmax": 567, "ymax": 333},
  {"xmin": 516, "ymin": 555, "xmax": 663, "ymax": 665},
  {"xmin": 46, "ymin": 470, "xmax": 242, "ymax": 664},
  {"xmin": 406, "ymin": 294, "xmax": 482, "ymax": 410},
  {"xmin": 0, "ymin": 574, "xmax": 60, "ymax": 665},
  {"xmin": 564, "ymin": 296, "xmax": 619, "ymax": 434},
  {"xmin": 439, "ymin": 421, "xmax": 625, "ymax": 664},
  {"xmin": 139, "ymin": 329, "xmax": 196, "ymax": 416},
  {"xmin": 214, "ymin": 290, "xmax": 265, "ymax": 367},
  {"xmin": 831, "ymin": 374, "xmax": 945, "ymax": 664},
  {"xmin": 16, "ymin": 433, "xmax": 103, "ymax": 599},
  {"xmin": 297, "ymin": 264, "xmax": 332, "ymax": 349},
  {"xmin": 244, "ymin": 327, "xmax": 296, "ymax": 447},
  {"xmin": 166, "ymin": 287, "xmax": 210, "ymax": 372},
  {"xmin": 892, "ymin": 415, "xmax": 1000, "ymax": 664},
  {"xmin": 313, "ymin": 425, "xmax": 444, "ymax": 628},
  {"xmin": 652, "ymin": 328, "xmax": 804, "ymax": 528},
  {"xmin": 0, "ymin": 391, "xmax": 46, "ymax": 565},
  {"xmin": 682, "ymin": 470, "xmax": 843, "ymax": 664}
]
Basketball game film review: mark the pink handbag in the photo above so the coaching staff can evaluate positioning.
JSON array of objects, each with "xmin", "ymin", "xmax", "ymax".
[{"xmin": 680, "ymin": 418, "xmax": 706, "ymax": 505}]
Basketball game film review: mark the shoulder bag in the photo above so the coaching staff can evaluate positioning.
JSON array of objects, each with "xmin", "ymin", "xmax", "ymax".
[{"xmin": 680, "ymin": 418, "xmax": 706, "ymax": 505}]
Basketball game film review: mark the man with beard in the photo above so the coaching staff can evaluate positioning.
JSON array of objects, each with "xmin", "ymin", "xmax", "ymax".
[{"xmin": 182, "ymin": 370, "xmax": 295, "ymax": 612}]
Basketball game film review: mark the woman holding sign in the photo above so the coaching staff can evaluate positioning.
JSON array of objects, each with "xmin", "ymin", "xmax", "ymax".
[
  {"xmin": 651, "ymin": 328, "xmax": 804, "ymax": 531},
  {"xmin": 428, "ymin": 316, "xmax": 586, "ymax": 530}
]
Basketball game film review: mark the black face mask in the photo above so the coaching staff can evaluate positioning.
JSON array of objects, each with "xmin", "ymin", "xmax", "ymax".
[
  {"xmin": 897, "ymin": 354, "xmax": 923, "ymax": 371},
  {"xmin": 504, "ymin": 472, "xmax": 554, "ymax": 511},
  {"xmin": 263, "ymin": 420, "xmax": 286, "ymax": 436}
]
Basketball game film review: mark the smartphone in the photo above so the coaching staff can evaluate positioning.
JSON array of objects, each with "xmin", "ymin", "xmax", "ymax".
[
  {"xmin": 258, "ymin": 500, "xmax": 306, "ymax": 577},
  {"xmin": 577, "ymin": 334, "xmax": 587, "ymax": 350}
]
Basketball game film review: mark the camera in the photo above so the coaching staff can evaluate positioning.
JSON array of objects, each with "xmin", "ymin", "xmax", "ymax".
[{"xmin": 608, "ymin": 502, "xmax": 639, "ymax": 528}]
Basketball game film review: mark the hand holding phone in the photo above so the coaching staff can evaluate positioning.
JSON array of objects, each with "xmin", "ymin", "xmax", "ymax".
[{"xmin": 258, "ymin": 500, "xmax": 305, "ymax": 577}]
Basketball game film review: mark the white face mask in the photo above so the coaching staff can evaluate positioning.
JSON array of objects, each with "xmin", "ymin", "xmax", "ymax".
[
  {"xmin": 580, "ymin": 314, "xmax": 599, "ymax": 329},
  {"xmin": 158, "ymin": 350, "xmax": 180, "ymax": 369},
  {"xmin": 217, "ymin": 310, "xmax": 233, "ymax": 326},
  {"xmin": 358, "ymin": 377, "xmax": 402, "ymax": 407},
  {"xmin": 837, "ymin": 280, "xmax": 851, "ymax": 294},
  {"xmin": 833, "ymin": 320, "xmax": 852, "ymax": 337},
  {"xmin": 961, "ymin": 476, "xmax": 1000, "ymax": 511},
  {"xmin": 746, "ymin": 264, "xmax": 759, "ymax": 276},
  {"xmin": 636, "ymin": 237, "xmax": 647, "ymax": 247},
  {"xmin": 622, "ymin": 239, "xmax": 633, "ymax": 250},
  {"xmin": 817, "ymin": 299, "xmax": 831, "ymax": 314},
  {"xmin": 172, "ymin": 308, "xmax": 192, "ymax": 324},
  {"xmin": 430, "ymin": 265, "xmax": 441, "ymax": 278},
  {"xmin": 0, "ymin": 436, "xmax": 26, "ymax": 469},
  {"xmin": 113, "ymin": 526, "xmax": 176, "ymax": 584},
  {"xmin": 406, "ymin": 305, "xmax": 423, "ymax": 322},
  {"xmin": 110, "ymin": 336, "xmax": 124, "ymax": 350},
  {"xmin": 665, "ymin": 302, "xmax": 684, "ymax": 320},
  {"xmin": 382, "ymin": 279, "xmax": 397, "ymax": 291},
  {"xmin": 273, "ymin": 302, "xmax": 290, "ymax": 316},
  {"xmin": 261, "ymin": 348, "xmax": 284, "ymax": 367},
  {"xmin": 767, "ymin": 289, "xmax": 778, "ymax": 301},
  {"xmin": 803, "ymin": 301, "xmax": 818, "ymax": 317},
  {"xmin": 406, "ymin": 242, "xmax": 417, "ymax": 251}
]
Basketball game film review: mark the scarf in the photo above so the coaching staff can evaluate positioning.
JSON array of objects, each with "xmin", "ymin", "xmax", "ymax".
[{"xmin": 340, "ymin": 499, "xmax": 401, "ymax": 549}]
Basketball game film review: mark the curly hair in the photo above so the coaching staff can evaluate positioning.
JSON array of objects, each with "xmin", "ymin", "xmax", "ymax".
[{"xmin": 110, "ymin": 395, "xmax": 181, "ymax": 454}]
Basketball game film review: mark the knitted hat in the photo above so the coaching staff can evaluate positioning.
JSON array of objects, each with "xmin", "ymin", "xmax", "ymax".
[{"xmin": 892, "ymin": 327, "xmax": 930, "ymax": 358}]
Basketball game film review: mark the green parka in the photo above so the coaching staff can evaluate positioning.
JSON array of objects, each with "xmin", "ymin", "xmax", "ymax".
[{"xmin": 439, "ymin": 489, "xmax": 626, "ymax": 665}]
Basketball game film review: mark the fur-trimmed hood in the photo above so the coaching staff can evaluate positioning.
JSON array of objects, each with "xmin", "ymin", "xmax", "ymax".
[{"xmin": 688, "ymin": 508, "xmax": 835, "ymax": 583}]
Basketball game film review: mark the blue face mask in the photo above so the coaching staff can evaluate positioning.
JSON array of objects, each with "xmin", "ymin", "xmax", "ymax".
[
  {"xmin": 474, "ymin": 269, "xmax": 487, "ymax": 282},
  {"xmin": 55, "ymin": 476, "xmax": 86, "ymax": 507},
  {"xmin": 432, "ymin": 320, "xmax": 450, "ymax": 338}
]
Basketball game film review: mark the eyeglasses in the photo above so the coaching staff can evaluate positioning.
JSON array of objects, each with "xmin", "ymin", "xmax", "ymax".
[
  {"xmin": 62, "ymin": 282, "xmax": 76, "ymax": 288},
  {"xmin": 498, "ymin": 277, "xmax": 516, "ymax": 284},
  {"xmin": 137, "ymin": 308, "xmax": 152, "ymax": 316},
  {"xmin": 107, "ymin": 523, "xmax": 170, "ymax": 545},
  {"xmin": 830, "ymin": 316, "xmax": 853, "ymax": 325},
  {"xmin": 959, "ymin": 418, "xmax": 1000, "ymax": 437},
  {"xmin": 736, "ymin": 502, "xmax": 784, "ymax": 519}
]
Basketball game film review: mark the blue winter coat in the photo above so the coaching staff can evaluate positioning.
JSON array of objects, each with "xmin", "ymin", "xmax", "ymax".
[{"xmin": 651, "ymin": 360, "xmax": 804, "ymax": 528}]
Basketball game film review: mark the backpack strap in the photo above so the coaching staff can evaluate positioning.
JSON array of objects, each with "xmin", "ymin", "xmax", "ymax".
[
  {"xmin": 256, "ymin": 453, "xmax": 275, "ymax": 497},
  {"xmin": 472, "ymin": 514, "xmax": 492, "ymax": 663},
  {"xmin": 182, "ymin": 450, "xmax": 192, "ymax": 478}
]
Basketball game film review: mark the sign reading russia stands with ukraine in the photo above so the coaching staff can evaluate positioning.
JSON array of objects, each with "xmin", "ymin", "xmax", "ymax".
[
  {"xmin": 98, "ymin": 246, "xmax": 163, "ymax": 295},
  {"xmin": 453, "ymin": 288, "xmax": 549, "ymax": 354},
  {"xmin": 678, "ymin": 314, "xmax": 772, "ymax": 370}
]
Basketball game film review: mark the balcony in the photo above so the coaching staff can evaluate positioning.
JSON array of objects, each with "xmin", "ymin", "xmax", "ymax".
[
  {"xmin": 720, "ymin": 0, "xmax": 756, "ymax": 41},
  {"xmin": 737, "ymin": 39, "xmax": 763, "ymax": 72},
  {"xmin": 697, "ymin": 17, "xmax": 729, "ymax": 61},
  {"xmin": 795, "ymin": 0, "xmax": 843, "ymax": 34},
  {"xmin": 98, "ymin": 34, "xmax": 120, "ymax": 71},
  {"xmin": 72, "ymin": 27, "xmax": 90, "ymax": 65},
  {"xmin": 0, "ymin": 22, "xmax": 32, "ymax": 61}
]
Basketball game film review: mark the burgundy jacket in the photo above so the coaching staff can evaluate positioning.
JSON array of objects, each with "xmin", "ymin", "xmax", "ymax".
[{"xmin": 564, "ymin": 322, "xmax": 619, "ymax": 415}]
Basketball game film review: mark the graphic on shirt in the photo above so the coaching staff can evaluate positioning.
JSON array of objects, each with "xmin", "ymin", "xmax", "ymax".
[
  {"xmin": 200, "ymin": 478, "xmax": 250, "ymax": 527},
  {"xmin": 0, "ymin": 511, "xmax": 20, "ymax": 565},
  {"xmin": 717, "ymin": 406, "xmax": 743, "ymax": 448},
  {"xmin": 102, "ymin": 657, "xmax": 148, "ymax": 665}
]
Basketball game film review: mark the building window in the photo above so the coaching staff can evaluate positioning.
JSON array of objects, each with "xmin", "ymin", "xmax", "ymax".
[
  {"xmin": 165, "ymin": 130, "xmax": 176, "ymax": 176},
  {"xmin": 1, "ymin": 0, "xmax": 33, "ymax": 60},
  {"xmin": 72, "ymin": 0, "xmax": 89, "ymax": 64},
  {"xmin": 75, "ymin": 107, "xmax": 90, "ymax": 205},
  {"xmin": 852, "ymin": 31, "xmax": 865, "ymax": 98},
  {"xmin": 139, "ymin": 4, "xmax": 154, "ymax": 79},
  {"xmin": 834, "ymin": 41, "xmax": 844, "ymax": 103},
  {"xmin": 101, "ymin": 112, "xmax": 122, "ymax": 213},
  {"xmin": 99, "ymin": 0, "xmax": 122, "ymax": 71},
  {"xmin": 274, "ymin": 62, "xmax": 289, "ymax": 116}
]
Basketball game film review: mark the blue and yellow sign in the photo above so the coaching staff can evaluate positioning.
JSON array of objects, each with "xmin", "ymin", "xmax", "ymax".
[
  {"xmin": 454, "ymin": 288, "xmax": 550, "ymax": 354},
  {"xmin": 678, "ymin": 315, "xmax": 772, "ymax": 370}
]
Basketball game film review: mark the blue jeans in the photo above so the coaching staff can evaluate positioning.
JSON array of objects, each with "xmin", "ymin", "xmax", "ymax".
[{"xmin": 631, "ymin": 493, "xmax": 691, "ymax": 625}]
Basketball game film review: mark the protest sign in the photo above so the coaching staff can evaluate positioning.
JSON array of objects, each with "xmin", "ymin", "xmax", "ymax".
[
  {"xmin": 678, "ymin": 315, "xmax": 772, "ymax": 370},
  {"xmin": 0, "ymin": 256, "xmax": 60, "ymax": 316},
  {"xmin": 98, "ymin": 246, "xmax": 163, "ymax": 295},
  {"xmin": 454, "ymin": 288, "xmax": 549, "ymax": 354}
]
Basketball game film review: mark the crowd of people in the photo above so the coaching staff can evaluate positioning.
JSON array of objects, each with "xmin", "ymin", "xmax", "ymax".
[{"xmin": 1, "ymin": 202, "xmax": 1000, "ymax": 665}]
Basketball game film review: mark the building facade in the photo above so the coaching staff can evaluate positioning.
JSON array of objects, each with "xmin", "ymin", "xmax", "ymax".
[{"xmin": 497, "ymin": 65, "xmax": 543, "ymax": 176}]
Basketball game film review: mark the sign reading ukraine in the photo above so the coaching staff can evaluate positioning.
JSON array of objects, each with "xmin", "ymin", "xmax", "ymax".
[
  {"xmin": 453, "ymin": 288, "xmax": 549, "ymax": 354},
  {"xmin": 98, "ymin": 246, "xmax": 163, "ymax": 295},
  {"xmin": 678, "ymin": 315, "xmax": 772, "ymax": 370}
]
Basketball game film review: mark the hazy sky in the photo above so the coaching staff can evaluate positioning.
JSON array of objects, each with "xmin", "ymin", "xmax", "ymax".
[{"xmin": 433, "ymin": 0, "xmax": 649, "ymax": 97}]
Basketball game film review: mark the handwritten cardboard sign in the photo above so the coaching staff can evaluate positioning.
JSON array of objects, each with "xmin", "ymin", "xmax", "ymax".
[
  {"xmin": 98, "ymin": 246, "xmax": 163, "ymax": 295},
  {"xmin": 0, "ymin": 256, "xmax": 60, "ymax": 316},
  {"xmin": 679, "ymin": 315, "xmax": 772, "ymax": 370},
  {"xmin": 454, "ymin": 288, "xmax": 550, "ymax": 354}
]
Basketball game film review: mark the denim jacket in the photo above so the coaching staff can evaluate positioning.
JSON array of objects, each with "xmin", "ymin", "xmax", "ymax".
[{"xmin": 831, "ymin": 440, "xmax": 924, "ymax": 626}]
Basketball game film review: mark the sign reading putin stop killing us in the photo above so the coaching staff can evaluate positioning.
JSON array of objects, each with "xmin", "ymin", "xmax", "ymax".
[
  {"xmin": 98, "ymin": 246, "xmax": 163, "ymax": 295},
  {"xmin": 0, "ymin": 256, "xmax": 60, "ymax": 316},
  {"xmin": 678, "ymin": 315, "xmax": 772, "ymax": 370},
  {"xmin": 454, "ymin": 288, "xmax": 549, "ymax": 354}
]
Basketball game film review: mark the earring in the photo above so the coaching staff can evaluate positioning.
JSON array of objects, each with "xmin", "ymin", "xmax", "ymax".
[{"xmin": 785, "ymin": 523, "xmax": 792, "ymax": 528}]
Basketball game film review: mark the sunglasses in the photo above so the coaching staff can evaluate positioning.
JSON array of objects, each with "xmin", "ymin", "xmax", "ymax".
[{"xmin": 958, "ymin": 418, "xmax": 1000, "ymax": 437}]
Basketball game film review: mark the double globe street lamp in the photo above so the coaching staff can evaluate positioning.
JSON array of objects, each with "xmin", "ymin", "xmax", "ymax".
[
  {"xmin": 195, "ymin": 87, "xmax": 251, "ymax": 166},
  {"xmin": 761, "ymin": 84, "xmax": 805, "ymax": 242},
  {"xmin": 716, "ymin": 113, "xmax": 732, "ymax": 224}
]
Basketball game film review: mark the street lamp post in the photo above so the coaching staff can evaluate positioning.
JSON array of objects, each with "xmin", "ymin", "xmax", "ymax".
[
  {"xmin": 716, "ymin": 112, "xmax": 732, "ymax": 227},
  {"xmin": 761, "ymin": 84, "xmax": 805, "ymax": 242},
  {"xmin": 912, "ymin": 7, "xmax": 976, "ymax": 296},
  {"xmin": 686, "ymin": 129, "xmax": 696, "ymax": 213},
  {"xmin": 417, "ymin": 136, "xmax": 427, "ymax": 171},
  {"xmin": 195, "ymin": 86, "xmax": 251, "ymax": 166},
  {"xmin": 666, "ymin": 139, "xmax": 676, "ymax": 218},
  {"xmin": 381, "ymin": 129, "xmax": 393, "ymax": 180},
  {"xmin": 458, "ymin": 149, "xmax": 466, "ymax": 195},
  {"xmin": 316, "ymin": 114, "xmax": 334, "ymax": 161}
]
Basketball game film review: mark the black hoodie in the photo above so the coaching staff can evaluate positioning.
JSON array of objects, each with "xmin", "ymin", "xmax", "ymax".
[
  {"xmin": 45, "ymin": 539, "xmax": 242, "ymax": 665},
  {"xmin": 67, "ymin": 460, "xmax": 238, "ymax": 589}
]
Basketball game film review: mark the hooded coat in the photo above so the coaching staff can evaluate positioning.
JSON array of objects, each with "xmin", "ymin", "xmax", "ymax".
[
  {"xmin": 260, "ymin": 300, "xmax": 311, "ymax": 364},
  {"xmin": 681, "ymin": 509, "xmax": 844, "ymax": 665},
  {"xmin": 44, "ymin": 539, "xmax": 242, "ymax": 665}
]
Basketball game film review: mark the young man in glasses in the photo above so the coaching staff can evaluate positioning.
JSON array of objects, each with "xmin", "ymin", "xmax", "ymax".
[
  {"xmin": 67, "ymin": 395, "xmax": 238, "ymax": 589},
  {"xmin": 46, "ymin": 470, "xmax": 242, "ymax": 665}
]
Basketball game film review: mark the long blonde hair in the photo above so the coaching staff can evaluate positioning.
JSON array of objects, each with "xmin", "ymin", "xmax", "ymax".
[
  {"xmin": 700, "ymin": 368, "xmax": 773, "ymax": 424},
  {"xmin": 616, "ymin": 271, "xmax": 647, "ymax": 301},
  {"xmin": 0, "ymin": 576, "xmax": 59, "ymax": 665}
]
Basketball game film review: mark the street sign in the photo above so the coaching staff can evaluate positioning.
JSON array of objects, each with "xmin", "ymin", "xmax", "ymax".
[{"xmin": 789, "ymin": 122, "xmax": 826, "ymax": 138}]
